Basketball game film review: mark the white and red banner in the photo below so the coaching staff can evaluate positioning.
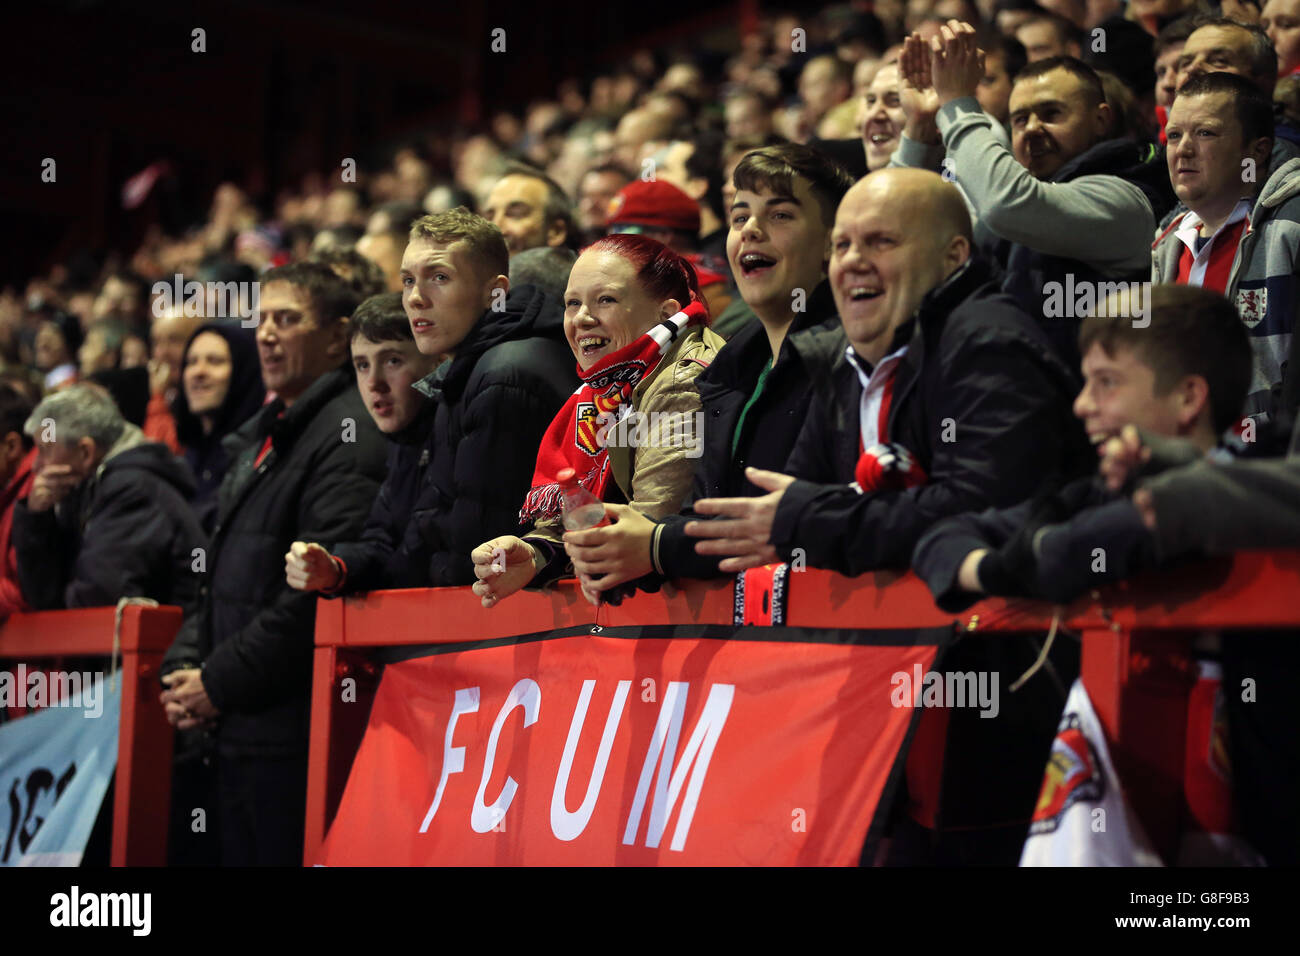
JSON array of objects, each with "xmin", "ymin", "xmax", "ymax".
[
  {"xmin": 317, "ymin": 625, "xmax": 940, "ymax": 866},
  {"xmin": 1020, "ymin": 678, "xmax": 1161, "ymax": 867}
]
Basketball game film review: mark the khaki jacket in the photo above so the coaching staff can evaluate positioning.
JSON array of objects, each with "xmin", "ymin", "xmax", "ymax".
[{"xmin": 526, "ymin": 325, "xmax": 725, "ymax": 576}]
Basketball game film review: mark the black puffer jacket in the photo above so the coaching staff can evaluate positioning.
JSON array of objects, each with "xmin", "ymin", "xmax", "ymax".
[
  {"xmin": 772, "ymin": 256, "xmax": 1092, "ymax": 575},
  {"xmin": 652, "ymin": 281, "xmax": 839, "ymax": 581},
  {"xmin": 13, "ymin": 429, "xmax": 206, "ymax": 611},
  {"xmin": 330, "ymin": 396, "xmax": 437, "ymax": 590},
  {"xmin": 410, "ymin": 283, "xmax": 577, "ymax": 586},
  {"xmin": 161, "ymin": 366, "xmax": 387, "ymax": 755}
]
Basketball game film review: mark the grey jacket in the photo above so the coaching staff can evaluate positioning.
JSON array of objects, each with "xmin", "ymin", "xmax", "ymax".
[
  {"xmin": 1143, "ymin": 418, "xmax": 1300, "ymax": 559},
  {"xmin": 898, "ymin": 96, "xmax": 1155, "ymax": 278},
  {"xmin": 1152, "ymin": 158, "xmax": 1300, "ymax": 419}
]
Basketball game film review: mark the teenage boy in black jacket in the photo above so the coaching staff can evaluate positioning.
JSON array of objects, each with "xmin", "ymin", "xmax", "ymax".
[
  {"xmin": 159, "ymin": 262, "xmax": 388, "ymax": 866},
  {"xmin": 561, "ymin": 144, "xmax": 854, "ymax": 593},
  {"xmin": 398, "ymin": 208, "xmax": 576, "ymax": 586},
  {"xmin": 284, "ymin": 292, "xmax": 442, "ymax": 593},
  {"xmin": 912, "ymin": 284, "xmax": 1254, "ymax": 610}
]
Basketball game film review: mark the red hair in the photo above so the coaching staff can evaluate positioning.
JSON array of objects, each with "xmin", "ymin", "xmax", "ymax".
[{"xmin": 585, "ymin": 234, "xmax": 709, "ymax": 323}]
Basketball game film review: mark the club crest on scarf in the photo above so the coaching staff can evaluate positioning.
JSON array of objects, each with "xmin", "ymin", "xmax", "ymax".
[{"xmin": 574, "ymin": 364, "xmax": 643, "ymax": 455}]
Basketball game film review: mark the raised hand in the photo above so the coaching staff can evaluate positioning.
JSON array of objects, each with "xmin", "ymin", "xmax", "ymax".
[{"xmin": 929, "ymin": 19, "xmax": 985, "ymax": 107}]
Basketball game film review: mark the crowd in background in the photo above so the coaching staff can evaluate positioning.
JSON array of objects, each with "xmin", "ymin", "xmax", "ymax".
[{"xmin": 2, "ymin": 0, "xmax": 1299, "ymax": 868}]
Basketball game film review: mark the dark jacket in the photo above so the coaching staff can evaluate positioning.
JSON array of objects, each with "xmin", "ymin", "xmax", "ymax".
[
  {"xmin": 652, "ymin": 281, "xmax": 839, "ymax": 581},
  {"xmin": 999, "ymin": 139, "xmax": 1176, "ymax": 367},
  {"xmin": 411, "ymin": 283, "xmax": 577, "ymax": 586},
  {"xmin": 330, "ymin": 396, "xmax": 437, "ymax": 591},
  {"xmin": 160, "ymin": 366, "xmax": 387, "ymax": 755},
  {"xmin": 174, "ymin": 322, "xmax": 266, "ymax": 533},
  {"xmin": 912, "ymin": 475, "xmax": 1159, "ymax": 611},
  {"xmin": 768, "ymin": 258, "xmax": 1094, "ymax": 840},
  {"xmin": 771, "ymin": 256, "xmax": 1093, "ymax": 576},
  {"xmin": 13, "ymin": 428, "xmax": 206, "ymax": 611}
]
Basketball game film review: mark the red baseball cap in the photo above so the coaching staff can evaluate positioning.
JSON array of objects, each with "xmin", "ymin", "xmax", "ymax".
[{"xmin": 606, "ymin": 179, "xmax": 700, "ymax": 234}]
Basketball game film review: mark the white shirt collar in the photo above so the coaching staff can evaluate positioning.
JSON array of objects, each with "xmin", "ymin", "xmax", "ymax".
[{"xmin": 1174, "ymin": 198, "xmax": 1252, "ymax": 254}]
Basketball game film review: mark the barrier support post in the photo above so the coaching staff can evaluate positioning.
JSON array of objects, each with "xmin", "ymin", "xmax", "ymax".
[
  {"xmin": 304, "ymin": 600, "xmax": 378, "ymax": 865},
  {"xmin": 1080, "ymin": 624, "xmax": 1195, "ymax": 864},
  {"xmin": 112, "ymin": 604, "xmax": 183, "ymax": 866}
]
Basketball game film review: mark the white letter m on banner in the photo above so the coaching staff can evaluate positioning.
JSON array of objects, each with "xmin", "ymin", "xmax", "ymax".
[{"xmin": 622, "ymin": 682, "xmax": 734, "ymax": 852}]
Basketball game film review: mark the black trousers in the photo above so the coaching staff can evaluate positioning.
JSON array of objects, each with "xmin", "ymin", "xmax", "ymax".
[
  {"xmin": 1221, "ymin": 630, "xmax": 1300, "ymax": 866},
  {"xmin": 216, "ymin": 751, "xmax": 309, "ymax": 866}
]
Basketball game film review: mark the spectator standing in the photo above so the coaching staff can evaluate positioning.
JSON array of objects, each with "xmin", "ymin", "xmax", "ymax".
[
  {"xmin": 12, "ymin": 383, "xmax": 205, "ymax": 610},
  {"xmin": 0, "ymin": 385, "xmax": 36, "ymax": 617},
  {"xmin": 284, "ymin": 292, "xmax": 442, "ymax": 593},
  {"xmin": 173, "ymin": 322, "xmax": 266, "ymax": 532},
  {"xmin": 159, "ymin": 262, "xmax": 387, "ymax": 866},
  {"xmin": 401, "ymin": 209, "xmax": 577, "ymax": 586},
  {"xmin": 1153, "ymin": 72, "xmax": 1299, "ymax": 419}
]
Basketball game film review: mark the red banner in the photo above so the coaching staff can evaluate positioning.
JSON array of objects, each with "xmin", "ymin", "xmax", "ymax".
[{"xmin": 317, "ymin": 624, "xmax": 940, "ymax": 865}]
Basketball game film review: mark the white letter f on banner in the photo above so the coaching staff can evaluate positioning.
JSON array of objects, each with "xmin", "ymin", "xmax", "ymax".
[{"xmin": 419, "ymin": 687, "xmax": 480, "ymax": 832}]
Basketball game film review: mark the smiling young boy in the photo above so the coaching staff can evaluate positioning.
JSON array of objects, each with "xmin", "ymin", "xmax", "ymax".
[
  {"xmin": 285, "ymin": 292, "xmax": 443, "ymax": 592},
  {"xmin": 912, "ymin": 283, "xmax": 1253, "ymax": 610}
]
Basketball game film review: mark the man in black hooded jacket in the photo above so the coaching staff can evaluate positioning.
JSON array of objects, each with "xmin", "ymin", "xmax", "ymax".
[
  {"xmin": 284, "ymin": 292, "xmax": 443, "ymax": 593},
  {"xmin": 173, "ymin": 321, "xmax": 265, "ymax": 533}
]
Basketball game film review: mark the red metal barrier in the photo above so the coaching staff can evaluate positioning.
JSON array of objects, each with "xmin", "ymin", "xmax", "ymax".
[
  {"xmin": 304, "ymin": 550, "xmax": 1300, "ymax": 865},
  {"xmin": 0, "ymin": 605, "xmax": 181, "ymax": 866}
]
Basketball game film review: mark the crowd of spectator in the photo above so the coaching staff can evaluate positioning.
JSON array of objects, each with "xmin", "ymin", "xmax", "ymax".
[{"xmin": 2, "ymin": 0, "xmax": 1298, "ymax": 867}]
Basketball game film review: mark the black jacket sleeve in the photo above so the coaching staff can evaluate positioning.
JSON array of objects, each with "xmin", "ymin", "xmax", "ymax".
[
  {"xmin": 1143, "ymin": 456, "xmax": 1300, "ymax": 558},
  {"xmin": 911, "ymin": 498, "xmax": 1037, "ymax": 612},
  {"xmin": 160, "ymin": 610, "xmax": 206, "ymax": 682},
  {"xmin": 329, "ymin": 469, "xmax": 402, "ymax": 593},
  {"xmin": 200, "ymin": 435, "xmax": 385, "ymax": 715},
  {"xmin": 1017, "ymin": 498, "xmax": 1159, "ymax": 604},
  {"xmin": 770, "ymin": 340, "xmax": 1073, "ymax": 576},
  {"xmin": 428, "ymin": 379, "xmax": 555, "ymax": 587},
  {"xmin": 11, "ymin": 500, "xmax": 77, "ymax": 610},
  {"xmin": 63, "ymin": 478, "xmax": 200, "ymax": 610}
]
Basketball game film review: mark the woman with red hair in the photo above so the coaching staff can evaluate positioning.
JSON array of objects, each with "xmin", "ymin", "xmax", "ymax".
[{"xmin": 471, "ymin": 235, "xmax": 724, "ymax": 606}]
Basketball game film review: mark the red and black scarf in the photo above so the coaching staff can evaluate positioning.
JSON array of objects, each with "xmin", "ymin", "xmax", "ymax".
[{"xmin": 519, "ymin": 301, "xmax": 707, "ymax": 522}]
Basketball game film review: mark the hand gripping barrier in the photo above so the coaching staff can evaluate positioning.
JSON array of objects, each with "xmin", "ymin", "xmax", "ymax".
[
  {"xmin": 305, "ymin": 551, "xmax": 1300, "ymax": 866},
  {"xmin": 0, "ymin": 604, "xmax": 182, "ymax": 866}
]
